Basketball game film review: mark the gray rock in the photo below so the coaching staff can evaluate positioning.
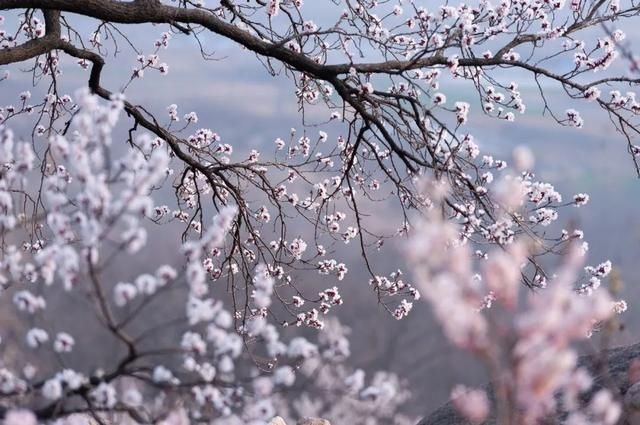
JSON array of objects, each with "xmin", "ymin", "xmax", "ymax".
[
  {"xmin": 419, "ymin": 343, "xmax": 640, "ymax": 425},
  {"xmin": 298, "ymin": 417, "xmax": 331, "ymax": 425},
  {"xmin": 267, "ymin": 416, "xmax": 331, "ymax": 425}
]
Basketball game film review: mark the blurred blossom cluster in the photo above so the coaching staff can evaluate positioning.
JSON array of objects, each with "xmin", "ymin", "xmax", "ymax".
[{"xmin": 408, "ymin": 151, "xmax": 626, "ymax": 424}]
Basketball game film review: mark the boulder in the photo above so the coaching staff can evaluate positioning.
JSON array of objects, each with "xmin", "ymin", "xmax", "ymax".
[
  {"xmin": 419, "ymin": 343, "xmax": 640, "ymax": 425},
  {"xmin": 298, "ymin": 418, "xmax": 331, "ymax": 425},
  {"xmin": 268, "ymin": 416, "xmax": 331, "ymax": 425}
]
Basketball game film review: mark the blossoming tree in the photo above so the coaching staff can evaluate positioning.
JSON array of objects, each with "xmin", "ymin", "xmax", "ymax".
[{"xmin": 0, "ymin": 0, "xmax": 639, "ymax": 423}]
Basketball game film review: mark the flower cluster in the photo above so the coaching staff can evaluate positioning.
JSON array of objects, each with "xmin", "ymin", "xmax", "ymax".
[
  {"xmin": 0, "ymin": 91, "xmax": 413, "ymax": 424},
  {"xmin": 408, "ymin": 150, "xmax": 625, "ymax": 424}
]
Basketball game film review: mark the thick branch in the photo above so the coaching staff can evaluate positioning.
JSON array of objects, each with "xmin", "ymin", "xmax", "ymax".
[
  {"xmin": 0, "ymin": 9, "xmax": 61, "ymax": 65},
  {"xmin": 3, "ymin": 0, "xmax": 638, "ymax": 79},
  {"xmin": 0, "ymin": 0, "xmax": 334, "ymax": 78}
]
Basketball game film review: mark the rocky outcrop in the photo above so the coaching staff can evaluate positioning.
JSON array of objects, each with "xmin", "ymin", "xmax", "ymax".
[
  {"xmin": 419, "ymin": 343, "xmax": 640, "ymax": 425},
  {"xmin": 298, "ymin": 419, "xmax": 331, "ymax": 425},
  {"xmin": 269, "ymin": 416, "xmax": 331, "ymax": 425}
]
